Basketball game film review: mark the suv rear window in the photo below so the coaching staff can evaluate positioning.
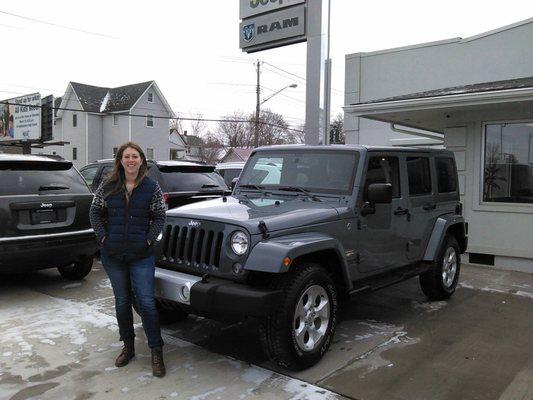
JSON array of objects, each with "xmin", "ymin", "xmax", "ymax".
[
  {"xmin": 436, "ymin": 157, "xmax": 457, "ymax": 193},
  {"xmin": 0, "ymin": 161, "xmax": 90, "ymax": 196},
  {"xmin": 156, "ymin": 165, "xmax": 227, "ymax": 192}
]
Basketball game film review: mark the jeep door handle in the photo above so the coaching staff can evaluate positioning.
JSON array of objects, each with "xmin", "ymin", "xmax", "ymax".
[
  {"xmin": 394, "ymin": 207, "xmax": 409, "ymax": 216},
  {"xmin": 423, "ymin": 203, "xmax": 436, "ymax": 211}
]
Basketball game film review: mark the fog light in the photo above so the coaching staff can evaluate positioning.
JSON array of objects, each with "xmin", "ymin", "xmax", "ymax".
[
  {"xmin": 179, "ymin": 285, "xmax": 190, "ymax": 302},
  {"xmin": 232, "ymin": 263, "xmax": 244, "ymax": 275}
]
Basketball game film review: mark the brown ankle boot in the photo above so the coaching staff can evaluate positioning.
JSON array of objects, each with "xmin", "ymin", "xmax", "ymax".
[
  {"xmin": 115, "ymin": 339, "xmax": 135, "ymax": 367},
  {"xmin": 151, "ymin": 346, "xmax": 166, "ymax": 377}
]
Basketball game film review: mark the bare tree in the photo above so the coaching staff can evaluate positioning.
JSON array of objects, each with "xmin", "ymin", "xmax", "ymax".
[
  {"xmin": 212, "ymin": 112, "xmax": 253, "ymax": 148},
  {"xmin": 198, "ymin": 132, "xmax": 225, "ymax": 164},
  {"xmin": 329, "ymin": 113, "xmax": 345, "ymax": 144},
  {"xmin": 189, "ymin": 112, "xmax": 208, "ymax": 137},
  {"xmin": 169, "ymin": 115, "xmax": 183, "ymax": 134}
]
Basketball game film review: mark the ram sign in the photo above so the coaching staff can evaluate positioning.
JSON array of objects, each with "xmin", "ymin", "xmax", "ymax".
[
  {"xmin": 0, "ymin": 93, "xmax": 41, "ymax": 142},
  {"xmin": 240, "ymin": 4, "xmax": 306, "ymax": 53}
]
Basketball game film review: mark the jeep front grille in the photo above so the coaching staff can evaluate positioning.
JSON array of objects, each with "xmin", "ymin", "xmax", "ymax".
[{"xmin": 161, "ymin": 224, "xmax": 224, "ymax": 269}]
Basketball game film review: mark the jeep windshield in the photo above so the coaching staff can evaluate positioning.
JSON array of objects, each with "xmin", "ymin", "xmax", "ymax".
[{"xmin": 236, "ymin": 150, "xmax": 359, "ymax": 195}]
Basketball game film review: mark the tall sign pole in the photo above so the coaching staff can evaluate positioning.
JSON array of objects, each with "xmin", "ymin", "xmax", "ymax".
[
  {"xmin": 254, "ymin": 59, "xmax": 262, "ymax": 148},
  {"xmin": 304, "ymin": 0, "xmax": 329, "ymax": 145}
]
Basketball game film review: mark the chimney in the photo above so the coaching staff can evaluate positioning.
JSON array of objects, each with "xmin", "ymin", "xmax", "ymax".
[{"xmin": 183, "ymin": 130, "xmax": 188, "ymax": 136}]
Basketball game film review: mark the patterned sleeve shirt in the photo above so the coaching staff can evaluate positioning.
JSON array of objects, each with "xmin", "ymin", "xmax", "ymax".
[{"xmin": 89, "ymin": 181, "xmax": 166, "ymax": 244}]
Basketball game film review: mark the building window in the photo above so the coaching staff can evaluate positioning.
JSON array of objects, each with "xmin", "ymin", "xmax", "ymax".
[
  {"xmin": 73, "ymin": 114, "xmax": 77, "ymax": 127},
  {"xmin": 147, "ymin": 92, "xmax": 153, "ymax": 103},
  {"xmin": 407, "ymin": 157, "xmax": 432, "ymax": 195},
  {"xmin": 72, "ymin": 147, "xmax": 77, "ymax": 160},
  {"xmin": 484, "ymin": 122, "xmax": 533, "ymax": 204},
  {"xmin": 436, "ymin": 157, "xmax": 457, "ymax": 193},
  {"xmin": 170, "ymin": 149, "xmax": 182, "ymax": 160},
  {"xmin": 113, "ymin": 115, "xmax": 118, "ymax": 126},
  {"xmin": 146, "ymin": 148, "xmax": 154, "ymax": 160},
  {"xmin": 112, "ymin": 147, "xmax": 118, "ymax": 157},
  {"xmin": 146, "ymin": 115, "xmax": 154, "ymax": 127}
]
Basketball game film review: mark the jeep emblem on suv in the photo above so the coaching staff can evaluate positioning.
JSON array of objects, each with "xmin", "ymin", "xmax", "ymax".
[
  {"xmin": 188, "ymin": 220, "xmax": 201, "ymax": 228},
  {"xmin": 40, "ymin": 203, "xmax": 53, "ymax": 208}
]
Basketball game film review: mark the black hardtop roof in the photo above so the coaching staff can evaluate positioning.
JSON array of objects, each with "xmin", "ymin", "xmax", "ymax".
[
  {"xmin": 253, "ymin": 144, "xmax": 452, "ymax": 155},
  {"xmin": 0, "ymin": 154, "xmax": 72, "ymax": 163}
]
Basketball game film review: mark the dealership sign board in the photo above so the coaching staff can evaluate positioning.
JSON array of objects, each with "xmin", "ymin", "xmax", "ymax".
[
  {"xmin": 240, "ymin": 4, "xmax": 306, "ymax": 53},
  {"xmin": 0, "ymin": 93, "xmax": 41, "ymax": 141},
  {"xmin": 240, "ymin": 0, "xmax": 306, "ymax": 19}
]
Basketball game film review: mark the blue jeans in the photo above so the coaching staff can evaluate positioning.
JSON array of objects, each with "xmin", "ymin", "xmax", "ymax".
[{"xmin": 101, "ymin": 252, "xmax": 163, "ymax": 349}]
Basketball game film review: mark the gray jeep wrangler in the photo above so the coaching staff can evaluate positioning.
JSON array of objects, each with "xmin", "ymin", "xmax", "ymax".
[{"xmin": 154, "ymin": 145, "xmax": 467, "ymax": 370}]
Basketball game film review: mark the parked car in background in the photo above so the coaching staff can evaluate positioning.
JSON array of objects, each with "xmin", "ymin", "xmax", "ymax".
[
  {"xmin": 215, "ymin": 162, "xmax": 244, "ymax": 188},
  {"xmin": 152, "ymin": 145, "xmax": 467, "ymax": 370},
  {"xmin": 80, "ymin": 159, "xmax": 231, "ymax": 209},
  {"xmin": 0, "ymin": 154, "xmax": 98, "ymax": 279}
]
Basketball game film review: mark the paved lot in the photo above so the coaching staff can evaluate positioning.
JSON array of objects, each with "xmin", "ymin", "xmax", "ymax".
[{"xmin": 0, "ymin": 261, "xmax": 531, "ymax": 400}]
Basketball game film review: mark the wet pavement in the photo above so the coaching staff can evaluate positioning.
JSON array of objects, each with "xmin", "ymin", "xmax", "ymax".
[{"xmin": 0, "ymin": 261, "xmax": 531, "ymax": 400}]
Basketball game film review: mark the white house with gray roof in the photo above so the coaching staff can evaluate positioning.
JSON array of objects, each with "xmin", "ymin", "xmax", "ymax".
[{"xmin": 37, "ymin": 81, "xmax": 186, "ymax": 168}]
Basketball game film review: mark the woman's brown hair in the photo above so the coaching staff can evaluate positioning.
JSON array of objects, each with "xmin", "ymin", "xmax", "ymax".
[{"xmin": 103, "ymin": 141, "xmax": 148, "ymax": 198}]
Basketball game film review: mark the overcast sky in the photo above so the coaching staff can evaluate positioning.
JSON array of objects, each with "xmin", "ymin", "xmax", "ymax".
[{"xmin": 1, "ymin": 1, "xmax": 531, "ymax": 133}]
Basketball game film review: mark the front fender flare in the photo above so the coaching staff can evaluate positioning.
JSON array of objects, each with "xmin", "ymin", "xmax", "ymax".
[{"xmin": 244, "ymin": 232, "xmax": 352, "ymax": 289}]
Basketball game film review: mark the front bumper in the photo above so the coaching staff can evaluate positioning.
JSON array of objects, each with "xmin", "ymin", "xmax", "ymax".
[{"xmin": 154, "ymin": 267, "xmax": 281, "ymax": 317}]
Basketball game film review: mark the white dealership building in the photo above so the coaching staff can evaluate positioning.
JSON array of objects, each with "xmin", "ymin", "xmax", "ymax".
[{"xmin": 344, "ymin": 18, "xmax": 533, "ymax": 273}]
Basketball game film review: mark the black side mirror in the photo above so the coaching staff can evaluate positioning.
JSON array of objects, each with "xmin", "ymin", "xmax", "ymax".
[
  {"xmin": 230, "ymin": 177, "xmax": 239, "ymax": 190},
  {"xmin": 367, "ymin": 183, "xmax": 392, "ymax": 204}
]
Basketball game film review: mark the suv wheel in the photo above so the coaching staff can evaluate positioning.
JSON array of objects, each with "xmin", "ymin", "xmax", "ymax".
[
  {"xmin": 419, "ymin": 235, "xmax": 461, "ymax": 300},
  {"xmin": 58, "ymin": 256, "xmax": 94, "ymax": 280},
  {"xmin": 260, "ymin": 263, "xmax": 338, "ymax": 371},
  {"xmin": 155, "ymin": 298, "xmax": 189, "ymax": 325}
]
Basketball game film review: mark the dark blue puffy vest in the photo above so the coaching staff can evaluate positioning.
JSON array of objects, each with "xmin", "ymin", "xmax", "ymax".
[{"xmin": 103, "ymin": 177, "xmax": 157, "ymax": 263}]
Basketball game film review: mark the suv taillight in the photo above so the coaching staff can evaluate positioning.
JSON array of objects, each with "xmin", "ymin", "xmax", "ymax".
[{"xmin": 162, "ymin": 193, "xmax": 169, "ymax": 203}]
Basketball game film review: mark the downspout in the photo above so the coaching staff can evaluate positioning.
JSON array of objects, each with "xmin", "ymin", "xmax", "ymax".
[{"xmin": 390, "ymin": 123, "xmax": 444, "ymax": 143}]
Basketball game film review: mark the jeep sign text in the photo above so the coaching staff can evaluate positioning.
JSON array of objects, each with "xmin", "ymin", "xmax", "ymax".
[{"xmin": 240, "ymin": 0, "xmax": 305, "ymax": 19}]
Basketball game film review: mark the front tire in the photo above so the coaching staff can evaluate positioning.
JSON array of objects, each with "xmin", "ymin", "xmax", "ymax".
[
  {"xmin": 419, "ymin": 235, "xmax": 461, "ymax": 300},
  {"xmin": 260, "ymin": 263, "xmax": 338, "ymax": 371},
  {"xmin": 58, "ymin": 256, "xmax": 94, "ymax": 280},
  {"xmin": 155, "ymin": 298, "xmax": 189, "ymax": 325}
]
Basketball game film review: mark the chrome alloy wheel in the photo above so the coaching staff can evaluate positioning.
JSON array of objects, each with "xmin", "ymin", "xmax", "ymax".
[
  {"xmin": 293, "ymin": 285, "xmax": 330, "ymax": 352},
  {"xmin": 442, "ymin": 247, "xmax": 458, "ymax": 288}
]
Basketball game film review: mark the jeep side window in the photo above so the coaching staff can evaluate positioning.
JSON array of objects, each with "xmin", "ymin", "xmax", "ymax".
[
  {"xmin": 363, "ymin": 156, "xmax": 400, "ymax": 201},
  {"xmin": 407, "ymin": 157, "xmax": 432, "ymax": 195},
  {"xmin": 436, "ymin": 157, "xmax": 457, "ymax": 193}
]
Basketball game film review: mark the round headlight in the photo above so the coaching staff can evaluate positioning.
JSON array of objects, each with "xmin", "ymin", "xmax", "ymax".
[{"xmin": 231, "ymin": 231, "xmax": 249, "ymax": 255}]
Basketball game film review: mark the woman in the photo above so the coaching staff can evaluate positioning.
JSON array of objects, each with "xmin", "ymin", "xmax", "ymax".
[{"xmin": 89, "ymin": 142, "xmax": 166, "ymax": 377}]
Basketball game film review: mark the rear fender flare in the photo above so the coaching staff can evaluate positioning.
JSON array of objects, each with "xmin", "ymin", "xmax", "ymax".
[{"xmin": 423, "ymin": 216, "xmax": 466, "ymax": 262}]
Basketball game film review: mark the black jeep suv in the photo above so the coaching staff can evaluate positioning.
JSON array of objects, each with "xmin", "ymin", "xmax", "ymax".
[
  {"xmin": 80, "ymin": 159, "xmax": 230, "ymax": 209},
  {"xmin": 152, "ymin": 145, "xmax": 467, "ymax": 370},
  {"xmin": 0, "ymin": 154, "xmax": 98, "ymax": 279}
]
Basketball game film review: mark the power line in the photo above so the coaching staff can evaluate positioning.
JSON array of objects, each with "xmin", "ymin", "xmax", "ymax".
[
  {"xmin": 0, "ymin": 10, "xmax": 116, "ymax": 38},
  {"xmin": 0, "ymin": 101, "xmax": 304, "ymax": 133}
]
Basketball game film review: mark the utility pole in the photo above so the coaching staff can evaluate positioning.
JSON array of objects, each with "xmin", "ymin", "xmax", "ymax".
[{"xmin": 254, "ymin": 59, "xmax": 262, "ymax": 148}]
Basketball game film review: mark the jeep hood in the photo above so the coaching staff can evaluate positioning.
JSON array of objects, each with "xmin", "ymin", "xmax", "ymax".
[{"xmin": 166, "ymin": 195, "xmax": 340, "ymax": 234}]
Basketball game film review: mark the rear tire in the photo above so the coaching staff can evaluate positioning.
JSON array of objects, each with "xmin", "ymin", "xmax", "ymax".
[
  {"xmin": 259, "ymin": 263, "xmax": 338, "ymax": 371},
  {"xmin": 419, "ymin": 235, "xmax": 461, "ymax": 300},
  {"xmin": 58, "ymin": 256, "xmax": 94, "ymax": 280},
  {"xmin": 155, "ymin": 298, "xmax": 189, "ymax": 325}
]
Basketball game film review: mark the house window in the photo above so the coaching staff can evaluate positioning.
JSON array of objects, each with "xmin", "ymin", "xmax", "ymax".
[
  {"xmin": 112, "ymin": 147, "xmax": 118, "ymax": 157},
  {"xmin": 483, "ymin": 122, "xmax": 533, "ymax": 204},
  {"xmin": 73, "ymin": 114, "xmax": 77, "ymax": 127},
  {"xmin": 146, "ymin": 148, "xmax": 154, "ymax": 160},
  {"xmin": 113, "ymin": 115, "xmax": 118, "ymax": 126},
  {"xmin": 170, "ymin": 149, "xmax": 182, "ymax": 160},
  {"xmin": 72, "ymin": 147, "xmax": 77, "ymax": 160},
  {"xmin": 146, "ymin": 115, "xmax": 154, "ymax": 127},
  {"xmin": 407, "ymin": 157, "xmax": 432, "ymax": 195},
  {"xmin": 147, "ymin": 92, "xmax": 153, "ymax": 103}
]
